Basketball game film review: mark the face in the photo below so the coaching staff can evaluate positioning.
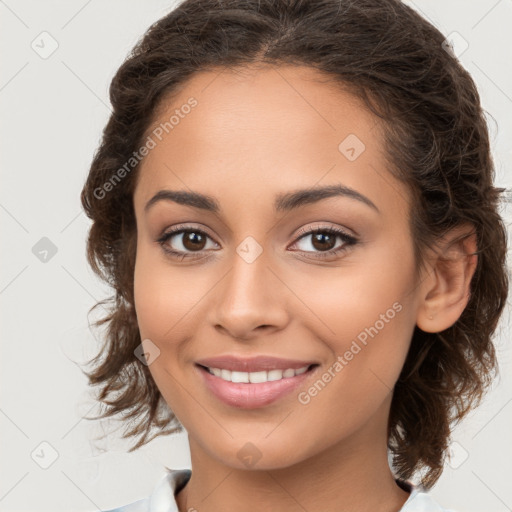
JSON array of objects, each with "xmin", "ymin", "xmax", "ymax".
[{"xmin": 132, "ymin": 64, "xmax": 422, "ymax": 470}]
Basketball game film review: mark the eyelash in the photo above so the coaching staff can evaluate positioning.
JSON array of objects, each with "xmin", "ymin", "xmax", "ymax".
[{"xmin": 156, "ymin": 224, "xmax": 358, "ymax": 261}]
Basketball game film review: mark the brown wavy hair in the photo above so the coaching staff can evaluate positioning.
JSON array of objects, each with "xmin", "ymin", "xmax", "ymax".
[{"xmin": 80, "ymin": 0, "xmax": 509, "ymax": 488}]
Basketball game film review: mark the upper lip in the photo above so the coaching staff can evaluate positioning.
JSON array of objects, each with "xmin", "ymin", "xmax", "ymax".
[{"xmin": 195, "ymin": 355, "xmax": 318, "ymax": 372}]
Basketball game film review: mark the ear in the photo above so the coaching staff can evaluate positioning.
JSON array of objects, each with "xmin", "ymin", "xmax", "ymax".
[{"xmin": 416, "ymin": 223, "xmax": 478, "ymax": 333}]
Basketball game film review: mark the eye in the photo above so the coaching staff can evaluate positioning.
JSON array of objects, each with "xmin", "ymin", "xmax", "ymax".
[
  {"xmin": 156, "ymin": 224, "xmax": 358, "ymax": 261},
  {"xmin": 289, "ymin": 225, "xmax": 358, "ymax": 259},
  {"xmin": 157, "ymin": 225, "xmax": 219, "ymax": 260}
]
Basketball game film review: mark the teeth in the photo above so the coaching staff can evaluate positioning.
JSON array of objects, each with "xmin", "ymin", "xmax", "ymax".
[{"xmin": 205, "ymin": 365, "xmax": 311, "ymax": 383}]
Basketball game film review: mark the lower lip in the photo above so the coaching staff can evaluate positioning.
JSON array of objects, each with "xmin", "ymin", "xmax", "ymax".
[{"xmin": 196, "ymin": 364, "xmax": 318, "ymax": 409}]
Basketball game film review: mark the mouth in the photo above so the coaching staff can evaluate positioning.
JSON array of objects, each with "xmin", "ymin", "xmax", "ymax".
[
  {"xmin": 196, "ymin": 363, "xmax": 319, "ymax": 383},
  {"xmin": 195, "ymin": 362, "xmax": 320, "ymax": 409}
]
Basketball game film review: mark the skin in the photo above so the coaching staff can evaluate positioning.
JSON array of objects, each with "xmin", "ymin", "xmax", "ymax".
[{"xmin": 132, "ymin": 64, "xmax": 477, "ymax": 512}]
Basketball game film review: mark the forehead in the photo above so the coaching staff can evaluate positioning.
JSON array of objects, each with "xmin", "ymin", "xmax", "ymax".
[
  {"xmin": 143, "ymin": 63, "xmax": 377, "ymax": 152},
  {"xmin": 133, "ymin": 64, "xmax": 408, "ymax": 221}
]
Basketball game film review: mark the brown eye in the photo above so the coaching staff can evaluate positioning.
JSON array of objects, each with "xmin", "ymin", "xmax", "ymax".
[
  {"xmin": 290, "ymin": 226, "xmax": 359, "ymax": 260},
  {"xmin": 310, "ymin": 232, "xmax": 337, "ymax": 252},
  {"xmin": 157, "ymin": 226, "xmax": 219, "ymax": 259},
  {"xmin": 181, "ymin": 231, "xmax": 207, "ymax": 251}
]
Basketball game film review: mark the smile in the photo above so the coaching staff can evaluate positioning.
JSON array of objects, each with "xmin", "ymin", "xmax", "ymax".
[
  {"xmin": 200, "ymin": 364, "xmax": 312, "ymax": 383},
  {"xmin": 196, "ymin": 362, "xmax": 319, "ymax": 409}
]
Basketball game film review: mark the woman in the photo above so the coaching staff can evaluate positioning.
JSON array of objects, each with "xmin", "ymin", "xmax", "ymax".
[{"xmin": 80, "ymin": 0, "xmax": 508, "ymax": 511}]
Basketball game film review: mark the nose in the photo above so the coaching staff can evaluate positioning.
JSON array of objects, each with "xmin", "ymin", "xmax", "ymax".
[{"xmin": 209, "ymin": 245, "xmax": 290, "ymax": 341}]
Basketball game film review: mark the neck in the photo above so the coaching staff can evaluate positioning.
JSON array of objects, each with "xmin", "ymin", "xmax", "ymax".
[{"xmin": 175, "ymin": 399, "xmax": 410, "ymax": 512}]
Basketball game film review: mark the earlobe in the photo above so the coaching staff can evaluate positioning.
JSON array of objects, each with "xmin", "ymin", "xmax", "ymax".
[{"xmin": 416, "ymin": 224, "xmax": 478, "ymax": 333}]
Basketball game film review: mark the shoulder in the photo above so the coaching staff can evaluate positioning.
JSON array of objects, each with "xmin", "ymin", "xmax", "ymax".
[{"xmin": 100, "ymin": 467, "xmax": 192, "ymax": 512}]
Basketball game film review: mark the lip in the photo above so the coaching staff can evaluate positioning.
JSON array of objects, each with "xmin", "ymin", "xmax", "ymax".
[
  {"xmin": 195, "ymin": 355, "xmax": 318, "ymax": 372},
  {"xmin": 195, "ymin": 362, "xmax": 320, "ymax": 409}
]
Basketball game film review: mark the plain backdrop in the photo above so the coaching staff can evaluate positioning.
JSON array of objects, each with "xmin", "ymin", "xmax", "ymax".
[{"xmin": 1, "ymin": 1, "xmax": 512, "ymax": 511}]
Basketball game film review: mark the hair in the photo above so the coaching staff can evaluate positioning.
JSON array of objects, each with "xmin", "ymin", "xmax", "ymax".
[{"xmin": 80, "ymin": 0, "xmax": 508, "ymax": 488}]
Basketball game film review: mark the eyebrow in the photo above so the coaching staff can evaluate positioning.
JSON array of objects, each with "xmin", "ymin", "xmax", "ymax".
[{"xmin": 144, "ymin": 184, "xmax": 379, "ymax": 214}]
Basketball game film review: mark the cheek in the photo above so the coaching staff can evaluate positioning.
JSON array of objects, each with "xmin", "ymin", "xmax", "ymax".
[
  {"xmin": 294, "ymin": 240, "xmax": 416, "ymax": 350},
  {"xmin": 132, "ymin": 246, "xmax": 200, "ymax": 416},
  {"xmin": 133, "ymin": 244, "xmax": 206, "ymax": 339},
  {"xmin": 292, "ymin": 239, "xmax": 417, "ymax": 406},
  {"xmin": 290, "ymin": 288, "xmax": 415, "ymax": 460},
  {"xmin": 133, "ymin": 253, "xmax": 169, "ymax": 339}
]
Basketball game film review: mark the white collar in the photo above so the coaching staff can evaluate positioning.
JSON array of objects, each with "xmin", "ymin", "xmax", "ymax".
[{"xmin": 148, "ymin": 467, "xmax": 191, "ymax": 512}]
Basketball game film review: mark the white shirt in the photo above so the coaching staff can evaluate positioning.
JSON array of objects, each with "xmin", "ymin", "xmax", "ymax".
[{"xmin": 102, "ymin": 467, "xmax": 456, "ymax": 512}]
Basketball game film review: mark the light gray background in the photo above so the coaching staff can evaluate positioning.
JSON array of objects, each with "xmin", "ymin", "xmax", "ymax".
[{"xmin": 1, "ymin": 1, "xmax": 511, "ymax": 511}]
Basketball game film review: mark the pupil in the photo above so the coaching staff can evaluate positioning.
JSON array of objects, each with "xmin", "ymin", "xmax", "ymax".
[
  {"xmin": 183, "ymin": 231, "xmax": 205, "ymax": 251},
  {"xmin": 312, "ymin": 233, "xmax": 335, "ymax": 251}
]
